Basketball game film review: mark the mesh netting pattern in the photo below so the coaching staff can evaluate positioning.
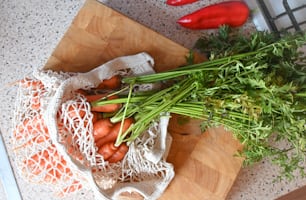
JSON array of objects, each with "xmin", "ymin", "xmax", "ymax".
[{"xmin": 12, "ymin": 53, "xmax": 174, "ymax": 200}]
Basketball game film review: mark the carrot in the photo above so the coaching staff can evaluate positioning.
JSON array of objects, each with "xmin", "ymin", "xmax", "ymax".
[
  {"xmin": 108, "ymin": 143, "xmax": 129, "ymax": 163},
  {"xmin": 56, "ymin": 160, "xmax": 72, "ymax": 177},
  {"xmin": 26, "ymin": 145, "xmax": 74, "ymax": 185},
  {"xmin": 75, "ymin": 89, "xmax": 88, "ymax": 96},
  {"xmin": 33, "ymin": 117, "xmax": 48, "ymax": 133},
  {"xmin": 33, "ymin": 134, "xmax": 49, "ymax": 143},
  {"xmin": 90, "ymin": 94, "xmax": 121, "ymax": 113},
  {"xmin": 59, "ymin": 180, "xmax": 82, "ymax": 195},
  {"xmin": 26, "ymin": 149, "xmax": 50, "ymax": 175},
  {"xmin": 44, "ymin": 157, "xmax": 72, "ymax": 183},
  {"xmin": 93, "ymin": 118, "xmax": 114, "ymax": 141},
  {"xmin": 19, "ymin": 78, "xmax": 45, "ymax": 110},
  {"xmin": 31, "ymin": 95, "xmax": 41, "ymax": 110},
  {"xmin": 95, "ymin": 117, "xmax": 134, "ymax": 148},
  {"xmin": 66, "ymin": 103, "xmax": 86, "ymax": 119},
  {"xmin": 97, "ymin": 75, "xmax": 121, "ymax": 90},
  {"xmin": 15, "ymin": 134, "xmax": 50, "ymax": 150},
  {"xmin": 44, "ymin": 167, "xmax": 60, "ymax": 183},
  {"xmin": 85, "ymin": 94, "xmax": 107, "ymax": 102},
  {"xmin": 97, "ymin": 142, "xmax": 118, "ymax": 160},
  {"xmin": 67, "ymin": 145, "xmax": 84, "ymax": 161},
  {"xmin": 20, "ymin": 78, "xmax": 44, "ymax": 90},
  {"xmin": 14, "ymin": 119, "xmax": 31, "ymax": 140},
  {"xmin": 91, "ymin": 112, "xmax": 101, "ymax": 123},
  {"xmin": 14, "ymin": 115, "xmax": 48, "ymax": 143}
]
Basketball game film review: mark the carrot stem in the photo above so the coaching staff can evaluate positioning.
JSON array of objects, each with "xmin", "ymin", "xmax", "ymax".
[
  {"xmin": 116, "ymin": 78, "xmax": 198, "ymax": 145},
  {"xmin": 115, "ymin": 82, "xmax": 134, "ymax": 146},
  {"xmin": 90, "ymin": 85, "xmax": 130, "ymax": 106}
]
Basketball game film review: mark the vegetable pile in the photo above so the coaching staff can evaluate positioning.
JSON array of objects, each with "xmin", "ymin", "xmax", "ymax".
[
  {"xmin": 13, "ymin": 77, "xmax": 85, "ymax": 195},
  {"xmin": 78, "ymin": 75, "xmax": 132, "ymax": 164},
  {"xmin": 94, "ymin": 26, "xmax": 306, "ymax": 180},
  {"xmin": 12, "ymin": 54, "xmax": 175, "ymax": 198},
  {"xmin": 15, "ymin": 76, "xmax": 131, "ymax": 170}
]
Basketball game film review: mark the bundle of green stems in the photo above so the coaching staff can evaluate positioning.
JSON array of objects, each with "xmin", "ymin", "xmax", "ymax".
[{"xmin": 92, "ymin": 26, "xmax": 306, "ymax": 180}]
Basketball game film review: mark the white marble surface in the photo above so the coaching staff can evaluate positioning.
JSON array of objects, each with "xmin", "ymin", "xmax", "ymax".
[{"xmin": 0, "ymin": 0, "xmax": 306, "ymax": 200}]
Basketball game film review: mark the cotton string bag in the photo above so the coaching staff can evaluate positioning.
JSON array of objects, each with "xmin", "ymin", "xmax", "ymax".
[{"xmin": 12, "ymin": 53, "xmax": 174, "ymax": 200}]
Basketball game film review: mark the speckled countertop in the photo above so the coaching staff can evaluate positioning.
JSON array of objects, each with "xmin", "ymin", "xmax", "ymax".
[{"xmin": 1, "ymin": 0, "xmax": 306, "ymax": 200}]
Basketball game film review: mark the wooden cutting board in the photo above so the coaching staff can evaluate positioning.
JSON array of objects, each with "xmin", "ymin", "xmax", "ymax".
[{"xmin": 43, "ymin": 0, "xmax": 243, "ymax": 199}]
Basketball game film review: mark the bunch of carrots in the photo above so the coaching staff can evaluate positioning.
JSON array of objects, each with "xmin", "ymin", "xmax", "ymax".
[
  {"xmin": 14, "ymin": 78, "xmax": 83, "ymax": 195},
  {"xmin": 17, "ymin": 75, "xmax": 132, "ymax": 165},
  {"xmin": 14, "ymin": 75, "xmax": 134, "ymax": 195},
  {"xmin": 78, "ymin": 75, "xmax": 133, "ymax": 163}
]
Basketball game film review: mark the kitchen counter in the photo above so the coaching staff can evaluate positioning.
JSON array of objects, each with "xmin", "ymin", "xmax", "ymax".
[{"xmin": 0, "ymin": 0, "xmax": 306, "ymax": 200}]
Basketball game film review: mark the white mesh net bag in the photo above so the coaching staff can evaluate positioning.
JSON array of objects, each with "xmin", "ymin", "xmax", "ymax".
[{"xmin": 12, "ymin": 53, "xmax": 175, "ymax": 200}]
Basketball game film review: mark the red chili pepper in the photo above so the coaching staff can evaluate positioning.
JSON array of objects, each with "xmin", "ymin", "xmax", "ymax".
[
  {"xmin": 177, "ymin": 1, "xmax": 250, "ymax": 29},
  {"xmin": 166, "ymin": 0, "xmax": 199, "ymax": 6}
]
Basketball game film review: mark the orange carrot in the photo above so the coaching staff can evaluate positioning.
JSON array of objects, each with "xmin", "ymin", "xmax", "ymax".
[
  {"xmin": 75, "ymin": 89, "xmax": 88, "ymax": 96},
  {"xmin": 97, "ymin": 75, "xmax": 121, "ymax": 90},
  {"xmin": 93, "ymin": 118, "xmax": 114, "ymax": 141},
  {"xmin": 108, "ymin": 143, "xmax": 129, "ymax": 163},
  {"xmin": 20, "ymin": 78, "xmax": 44, "ymax": 90},
  {"xmin": 90, "ymin": 94, "xmax": 121, "ymax": 113},
  {"xmin": 14, "ymin": 119, "xmax": 31, "ymax": 140},
  {"xmin": 95, "ymin": 117, "xmax": 134, "ymax": 148},
  {"xmin": 97, "ymin": 142, "xmax": 118, "ymax": 160},
  {"xmin": 14, "ymin": 115, "xmax": 48, "ymax": 142},
  {"xmin": 67, "ymin": 145, "xmax": 83, "ymax": 161},
  {"xmin": 26, "ymin": 149, "xmax": 50, "ymax": 175},
  {"xmin": 60, "ymin": 180, "xmax": 82, "ymax": 195},
  {"xmin": 91, "ymin": 112, "xmax": 101, "ymax": 123},
  {"xmin": 44, "ymin": 157, "xmax": 72, "ymax": 183},
  {"xmin": 85, "ymin": 94, "xmax": 107, "ymax": 102},
  {"xmin": 67, "ymin": 103, "xmax": 86, "ymax": 119},
  {"xmin": 44, "ymin": 167, "xmax": 59, "ymax": 183},
  {"xmin": 56, "ymin": 159, "xmax": 71, "ymax": 176},
  {"xmin": 32, "ymin": 134, "xmax": 49, "ymax": 143},
  {"xmin": 28, "ymin": 145, "xmax": 74, "ymax": 185},
  {"xmin": 15, "ymin": 134, "xmax": 50, "ymax": 150},
  {"xmin": 31, "ymin": 95, "xmax": 41, "ymax": 110}
]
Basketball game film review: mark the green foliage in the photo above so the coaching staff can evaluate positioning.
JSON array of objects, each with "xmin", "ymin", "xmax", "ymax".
[
  {"xmin": 193, "ymin": 26, "xmax": 306, "ymax": 180},
  {"xmin": 96, "ymin": 26, "xmax": 306, "ymax": 180}
]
